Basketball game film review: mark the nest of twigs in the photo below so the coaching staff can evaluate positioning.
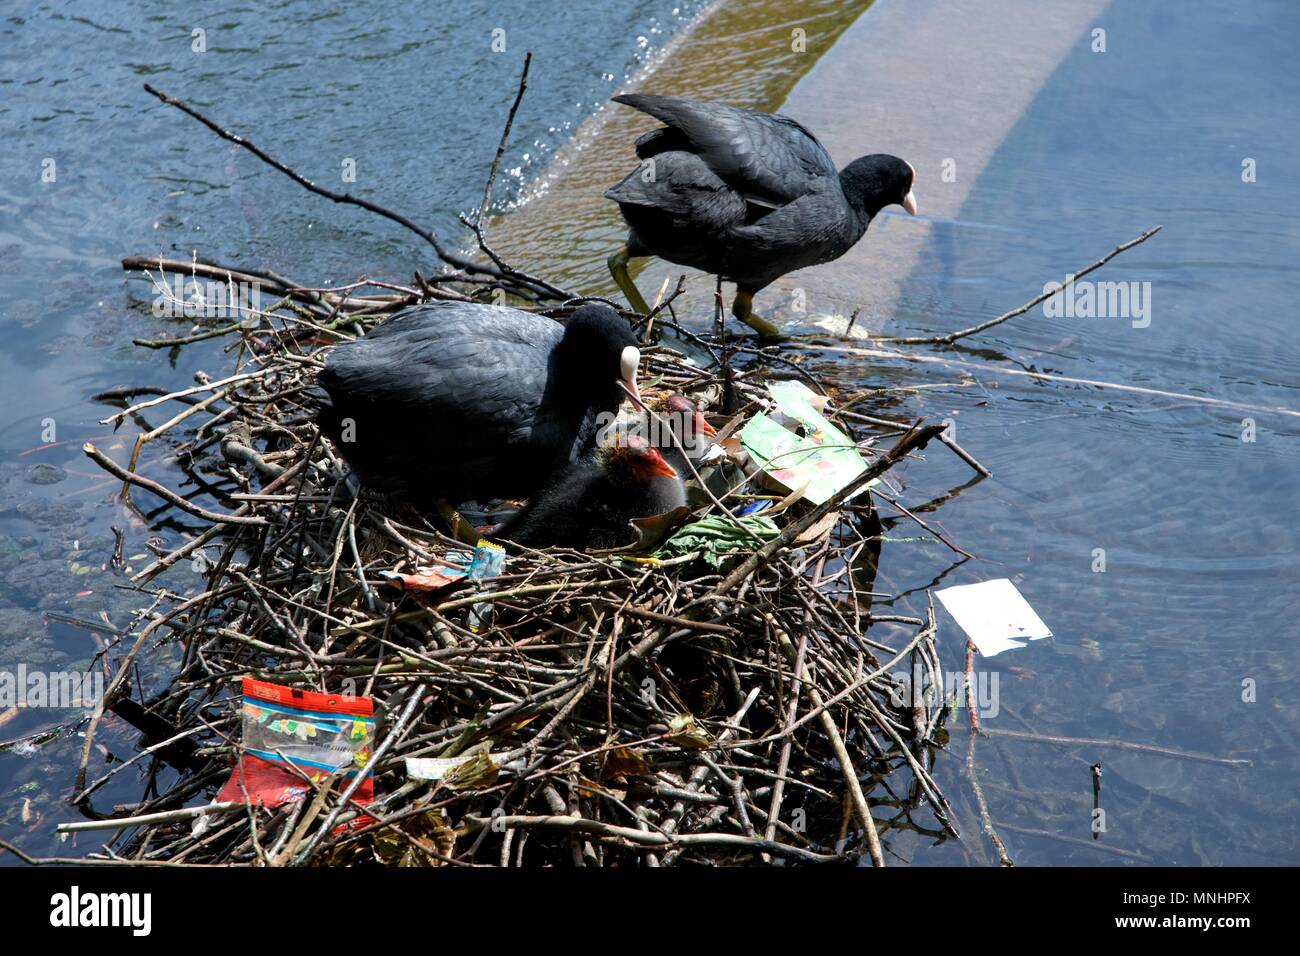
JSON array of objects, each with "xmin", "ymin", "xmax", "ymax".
[{"xmin": 70, "ymin": 248, "xmax": 963, "ymax": 866}]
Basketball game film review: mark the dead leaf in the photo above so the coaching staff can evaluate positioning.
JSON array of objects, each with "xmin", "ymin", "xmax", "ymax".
[
  {"xmin": 793, "ymin": 510, "xmax": 841, "ymax": 547},
  {"xmin": 768, "ymin": 482, "xmax": 811, "ymax": 516},
  {"xmin": 406, "ymin": 809, "xmax": 456, "ymax": 863},
  {"xmin": 603, "ymin": 745, "xmax": 651, "ymax": 778},
  {"xmin": 574, "ymin": 775, "xmax": 626, "ymax": 801},
  {"xmin": 666, "ymin": 713, "xmax": 712, "ymax": 750},
  {"xmin": 595, "ymin": 505, "xmax": 692, "ymax": 556},
  {"xmin": 331, "ymin": 809, "xmax": 454, "ymax": 867},
  {"xmin": 711, "ymin": 411, "xmax": 750, "ymax": 445},
  {"xmin": 441, "ymin": 751, "xmax": 499, "ymax": 792}
]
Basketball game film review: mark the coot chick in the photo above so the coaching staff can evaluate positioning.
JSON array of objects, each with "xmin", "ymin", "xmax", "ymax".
[
  {"xmin": 605, "ymin": 94, "xmax": 916, "ymax": 338},
  {"xmin": 315, "ymin": 301, "xmax": 641, "ymax": 503},
  {"xmin": 650, "ymin": 393, "xmax": 726, "ymax": 507},
  {"xmin": 599, "ymin": 392, "xmax": 716, "ymax": 487},
  {"xmin": 495, "ymin": 434, "xmax": 686, "ymax": 550},
  {"xmin": 656, "ymin": 392, "xmax": 716, "ymax": 475}
]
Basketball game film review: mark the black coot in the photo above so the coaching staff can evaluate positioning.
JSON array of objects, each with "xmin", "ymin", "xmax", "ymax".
[
  {"xmin": 315, "ymin": 301, "xmax": 642, "ymax": 503},
  {"xmin": 495, "ymin": 434, "xmax": 686, "ymax": 550},
  {"xmin": 604, "ymin": 94, "xmax": 916, "ymax": 338}
]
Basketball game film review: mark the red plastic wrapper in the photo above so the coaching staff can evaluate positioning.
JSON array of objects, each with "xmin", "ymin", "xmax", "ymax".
[{"xmin": 216, "ymin": 678, "xmax": 376, "ymax": 810}]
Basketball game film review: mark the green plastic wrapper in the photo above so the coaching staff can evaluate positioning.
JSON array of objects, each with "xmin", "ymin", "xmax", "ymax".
[{"xmin": 739, "ymin": 380, "xmax": 874, "ymax": 506}]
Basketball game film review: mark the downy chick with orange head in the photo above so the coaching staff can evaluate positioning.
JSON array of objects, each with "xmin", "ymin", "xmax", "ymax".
[{"xmin": 495, "ymin": 433, "xmax": 685, "ymax": 550}]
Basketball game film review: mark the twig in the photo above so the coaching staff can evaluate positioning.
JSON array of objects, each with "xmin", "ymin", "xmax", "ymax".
[
  {"xmin": 963, "ymin": 636, "xmax": 1012, "ymax": 866},
  {"xmin": 290, "ymin": 682, "xmax": 429, "ymax": 865},
  {"xmin": 475, "ymin": 52, "xmax": 532, "ymax": 229},
  {"xmin": 461, "ymin": 814, "xmax": 840, "ymax": 864},
  {"xmin": 874, "ymin": 489, "xmax": 975, "ymax": 559},
  {"xmin": 83, "ymin": 443, "xmax": 269, "ymax": 527},
  {"xmin": 140, "ymin": 83, "xmax": 571, "ymax": 301},
  {"xmin": 982, "ymin": 727, "xmax": 1253, "ymax": 767},
  {"xmin": 57, "ymin": 802, "xmax": 242, "ymax": 833},
  {"xmin": 770, "ymin": 616, "xmax": 884, "ymax": 866},
  {"xmin": 791, "ymin": 342, "xmax": 1300, "ymax": 421},
  {"xmin": 709, "ymin": 421, "xmax": 947, "ymax": 595},
  {"xmin": 877, "ymin": 226, "xmax": 1163, "ymax": 345},
  {"xmin": 937, "ymin": 429, "xmax": 991, "ymax": 477}
]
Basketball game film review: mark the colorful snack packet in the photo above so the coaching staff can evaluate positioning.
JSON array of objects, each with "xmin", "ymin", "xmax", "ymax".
[
  {"xmin": 216, "ymin": 677, "xmax": 376, "ymax": 808},
  {"xmin": 467, "ymin": 539, "xmax": 506, "ymax": 633}
]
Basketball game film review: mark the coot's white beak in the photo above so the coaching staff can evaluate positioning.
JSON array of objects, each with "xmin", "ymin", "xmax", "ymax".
[
  {"xmin": 619, "ymin": 345, "xmax": 645, "ymax": 410},
  {"xmin": 901, "ymin": 190, "xmax": 918, "ymax": 216}
]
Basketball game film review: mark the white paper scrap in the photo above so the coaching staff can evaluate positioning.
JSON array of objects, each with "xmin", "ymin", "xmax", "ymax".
[
  {"xmin": 405, "ymin": 754, "xmax": 486, "ymax": 782},
  {"xmin": 935, "ymin": 578, "xmax": 1052, "ymax": 657},
  {"xmin": 405, "ymin": 748, "xmax": 521, "ymax": 782}
]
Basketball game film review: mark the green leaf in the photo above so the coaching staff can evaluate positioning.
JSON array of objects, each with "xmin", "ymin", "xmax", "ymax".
[{"xmin": 653, "ymin": 515, "xmax": 781, "ymax": 570}]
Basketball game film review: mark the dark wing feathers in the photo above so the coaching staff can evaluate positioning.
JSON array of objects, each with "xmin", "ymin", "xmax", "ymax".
[
  {"xmin": 632, "ymin": 125, "xmax": 688, "ymax": 159},
  {"xmin": 320, "ymin": 305, "xmax": 560, "ymax": 425},
  {"xmin": 604, "ymin": 150, "xmax": 743, "ymax": 226},
  {"xmin": 612, "ymin": 93, "xmax": 838, "ymax": 204},
  {"xmin": 317, "ymin": 304, "xmax": 565, "ymax": 499}
]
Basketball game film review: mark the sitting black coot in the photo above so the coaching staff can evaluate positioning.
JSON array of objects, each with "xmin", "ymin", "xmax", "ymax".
[
  {"xmin": 314, "ymin": 301, "xmax": 642, "ymax": 503},
  {"xmin": 604, "ymin": 94, "xmax": 916, "ymax": 338},
  {"xmin": 495, "ymin": 434, "xmax": 686, "ymax": 550}
]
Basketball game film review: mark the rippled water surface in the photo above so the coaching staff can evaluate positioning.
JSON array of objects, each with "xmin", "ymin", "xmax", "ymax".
[{"xmin": 877, "ymin": 0, "xmax": 1300, "ymax": 866}]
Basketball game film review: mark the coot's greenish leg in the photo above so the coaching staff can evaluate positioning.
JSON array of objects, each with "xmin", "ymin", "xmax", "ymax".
[
  {"xmin": 608, "ymin": 244, "xmax": 650, "ymax": 315},
  {"xmin": 435, "ymin": 499, "xmax": 483, "ymax": 547},
  {"xmin": 731, "ymin": 288, "xmax": 782, "ymax": 340}
]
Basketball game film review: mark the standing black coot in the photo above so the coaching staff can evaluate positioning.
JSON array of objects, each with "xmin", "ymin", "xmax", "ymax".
[
  {"xmin": 494, "ymin": 434, "xmax": 686, "ymax": 550},
  {"xmin": 604, "ymin": 94, "xmax": 917, "ymax": 338},
  {"xmin": 315, "ymin": 301, "xmax": 642, "ymax": 503}
]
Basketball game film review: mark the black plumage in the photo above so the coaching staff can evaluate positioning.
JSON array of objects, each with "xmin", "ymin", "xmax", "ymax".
[
  {"xmin": 314, "ymin": 301, "xmax": 640, "ymax": 503},
  {"xmin": 604, "ymin": 94, "xmax": 916, "ymax": 335},
  {"xmin": 495, "ymin": 435, "xmax": 686, "ymax": 550}
]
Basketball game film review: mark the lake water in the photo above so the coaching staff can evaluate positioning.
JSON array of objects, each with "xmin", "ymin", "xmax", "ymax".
[
  {"xmin": 1, "ymin": 0, "xmax": 1296, "ymax": 865},
  {"xmin": 878, "ymin": 0, "xmax": 1300, "ymax": 865}
]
